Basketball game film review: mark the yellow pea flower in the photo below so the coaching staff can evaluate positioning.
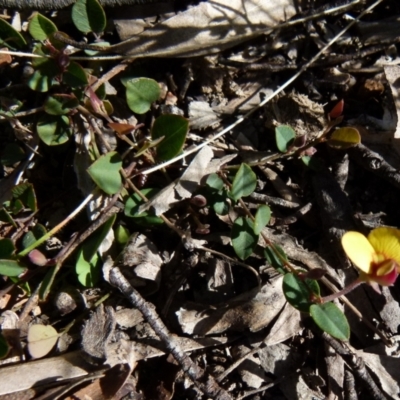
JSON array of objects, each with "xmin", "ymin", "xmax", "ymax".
[{"xmin": 341, "ymin": 227, "xmax": 400, "ymax": 287}]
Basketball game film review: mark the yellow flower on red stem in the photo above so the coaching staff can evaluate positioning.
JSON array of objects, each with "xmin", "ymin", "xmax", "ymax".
[{"xmin": 341, "ymin": 227, "xmax": 400, "ymax": 287}]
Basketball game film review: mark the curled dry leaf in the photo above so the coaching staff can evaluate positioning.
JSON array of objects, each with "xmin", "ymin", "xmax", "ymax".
[
  {"xmin": 81, "ymin": 304, "xmax": 116, "ymax": 365},
  {"xmin": 117, "ymin": 233, "xmax": 163, "ymax": 294}
]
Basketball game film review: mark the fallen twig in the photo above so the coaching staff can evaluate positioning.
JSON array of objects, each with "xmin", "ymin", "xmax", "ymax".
[{"xmin": 108, "ymin": 266, "xmax": 233, "ymax": 400}]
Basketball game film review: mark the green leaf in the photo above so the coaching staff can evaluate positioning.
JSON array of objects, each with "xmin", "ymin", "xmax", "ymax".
[
  {"xmin": 44, "ymin": 94, "xmax": 79, "ymax": 115},
  {"xmin": 27, "ymin": 62, "xmax": 60, "ymax": 92},
  {"xmin": 282, "ymin": 272, "xmax": 320, "ymax": 313},
  {"xmin": 230, "ymin": 164, "xmax": 257, "ymax": 202},
  {"xmin": 37, "ymin": 115, "xmax": 72, "ymax": 146},
  {"xmin": 264, "ymin": 244, "xmax": 288, "ymax": 275},
  {"xmin": 231, "ymin": 216, "xmax": 258, "ymax": 260},
  {"xmin": 10, "ymin": 199, "xmax": 23, "ymax": 214},
  {"xmin": 310, "ymin": 302, "xmax": 350, "ymax": 340},
  {"xmin": 124, "ymin": 188, "xmax": 163, "ymax": 225},
  {"xmin": 39, "ymin": 266, "xmax": 56, "ymax": 300},
  {"xmin": 0, "ymin": 259, "xmax": 27, "ymax": 277},
  {"xmin": 0, "ymin": 209, "xmax": 16, "ymax": 227},
  {"xmin": 212, "ymin": 189, "xmax": 230, "ymax": 215},
  {"xmin": 87, "ymin": 151, "xmax": 122, "ymax": 195},
  {"xmin": 31, "ymin": 43, "xmax": 51, "ymax": 67},
  {"xmin": 115, "ymin": 225, "xmax": 130, "ymax": 245},
  {"xmin": 301, "ymin": 155, "xmax": 325, "ymax": 171},
  {"xmin": 27, "ymin": 49, "xmax": 59, "ymax": 92},
  {"xmin": 76, "ymin": 252, "xmax": 101, "ymax": 287},
  {"xmin": 0, "ymin": 333, "xmax": 10, "ymax": 359},
  {"xmin": 254, "ymin": 205, "xmax": 271, "ymax": 235},
  {"xmin": 0, "ymin": 239, "xmax": 15, "ymax": 258},
  {"xmin": 22, "ymin": 224, "xmax": 47, "ymax": 249},
  {"xmin": 12, "ymin": 183, "xmax": 37, "ymax": 212},
  {"xmin": 126, "ymin": 78, "xmax": 161, "ymax": 114},
  {"xmin": 76, "ymin": 214, "xmax": 115, "ymax": 287},
  {"xmin": 206, "ymin": 173, "xmax": 224, "ymax": 191},
  {"xmin": 152, "ymin": 114, "xmax": 188, "ymax": 161},
  {"xmin": 71, "ymin": 0, "xmax": 106, "ymax": 34},
  {"xmin": 0, "ymin": 143, "xmax": 25, "ymax": 166},
  {"xmin": 0, "ymin": 18, "xmax": 26, "ymax": 49},
  {"xmin": 328, "ymin": 127, "xmax": 361, "ymax": 149},
  {"xmin": 29, "ymin": 13, "xmax": 57, "ymax": 40},
  {"xmin": 63, "ymin": 61, "xmax": 88, "ymax": 88},
  {"xmin": 275, "ymin": 125, "xmax": 296, "ymax": 153}
]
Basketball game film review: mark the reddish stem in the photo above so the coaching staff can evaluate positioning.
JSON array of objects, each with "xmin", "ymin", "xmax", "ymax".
[{"xmin": 320, "ymin": 278, "xmax": 364, "ymax": 303}]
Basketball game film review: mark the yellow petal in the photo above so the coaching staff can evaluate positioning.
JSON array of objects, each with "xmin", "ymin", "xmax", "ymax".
[
  {"xmin": 368, "ymin": 227, "xmax": 400, "ymax": 265},
  {"xmin": 375, "ymin": 260, "xmax": 395, "ymax": 277},
  {"xmin": 341, "ymin": 231, "xmax": 375, "ymax": 273}
]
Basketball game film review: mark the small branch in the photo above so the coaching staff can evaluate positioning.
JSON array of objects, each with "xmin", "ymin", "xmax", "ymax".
[
  {"xmin": 109, "ymin": 266, "xmax": 233, "ymax": 400},
  {"xmin": 322, "ymin": 332, "xmax": 388, "ymax": 400}
]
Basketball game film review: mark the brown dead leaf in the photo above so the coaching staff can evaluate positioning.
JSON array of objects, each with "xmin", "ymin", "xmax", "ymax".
[
  {"xmin": 177, "ymin": 276, "xmax": 285, "ymax": 335},
  {"xmin": 81, "ymin": 305, "xmax": 116, "ymax": 365},
  {"xmin": 233, "ymin": 345, "xmax": 269, "ymax": 389},
  {"xmin": 189, "ymin": 101, "xmax": 221, "ymax": 130},
  {"xmin": 112, "ymin": 0, "xmax": 296, "ymax": 58},
  {"xmin": 264, "ymin": 302, "xmax": 303, "ymax": 346},
  {"xmin": 65, "ymin": 364, "xmax": 133, "ymax": 400},
  {"xmin": 0, "ymin": 48, "xmax": 11, "ymax": 66},
  {"xmin": 118, "ymin": 234, "xmax": 163, "ymax": 294}
]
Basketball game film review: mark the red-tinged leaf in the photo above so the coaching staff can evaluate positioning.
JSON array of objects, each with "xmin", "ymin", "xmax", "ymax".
[
  {"xmin": 329, "ymin": 99, "xmax": 344, "ymax": 119},
  {"xmin": 28, "ymin": 250, "xmax": 48, "ymax": 267},
  {"xmin": 108, "ymin": 122, "xmax": 136, "ymax": 136}
]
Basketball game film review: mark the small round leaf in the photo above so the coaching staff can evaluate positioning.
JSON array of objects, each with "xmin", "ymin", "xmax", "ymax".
[
  {"xmin": 44, "ymin": 94, "xmax": 79, "ymax": 115},
  {"xmin": 37, "ymin": 115, "xmax": 71, "ymax": 146},
  {"xmin": 63, "ymin": 61, "xmax": 88, "ymax": 88},
  {"xmin": 124, "ymin": 188, "xmax": 163, "ymax": 225},
  {"xmin": 275, "ymin": 125, "xmax": 296, "ymax": 153},
  {"xmin": 151, "ymin": 114, "xmax": 188, "ymax": 161},
  {"xmin": 87, "ymin": 151, "xmax": 122, "ymax": 195},
  {"xmin": 206, "ymin": 173, "xmax": 224, "ymax": 191},
  {"xmin": 282, "ymin": 272, "xmax": 320, "ymax": 313},
  {"xmin": 0, "ymin": 18, "xmax": 26, "ymax": 49},
  {"xmin": 27, "ymin": 324, "xmax": 58, "ymax": 359},
  {"xmin": 231, "ymin": 216, "xmax": 258, "ymax": 260},
  {"xmin": 0, "ymin": 259, "xmax": 27, "ymax": 276},
  {"xmin": 76, "ymin": 214, "xmax": 115, "ymax": 287},
  {"xmin": 328, "ymin": 127, "xmax": 361, "ymax": 149},
  {"xmin": 254, "ymin": 205, "xmax": 271, "ymax": 235},
  {"xmin": 329, "ymin": 99, "xmax": 344, "ymax": 119},
  {"xmin": 230, "ymin": 163, "xmax": 257, "ymax": 201},
  {"xmin": 126, "ymin": 78, "xmax": 161, "ymax": 114},
  {"xmin": 29, "ymin": 13, "xmax": 57, "ymax": 40},
  {"xmin": 211, "ymin": 189, "xmax": 230, "ymax": 215},
  {"xmin": 310, "ymin": 303, "xmax": 350, "ymax": 340},
  {"xmin": 71, "ymin": 0, "xmax": 106, "ymax": 34}
]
